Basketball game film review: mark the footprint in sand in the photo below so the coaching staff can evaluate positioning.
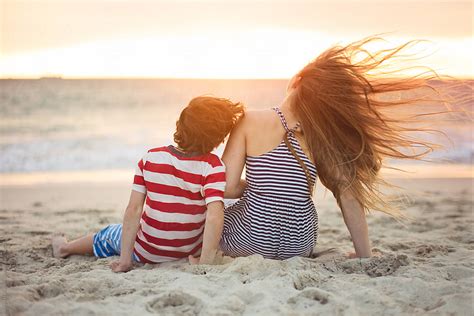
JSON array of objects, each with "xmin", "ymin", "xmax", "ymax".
[
  {"xmin": 292, "ymin": 271, "xmax": 323, "ymax": 290},
  {"xmin": 414, "ymin": 244, "xmax": 452, "ymax": 257},
  {"xmin": 146, "ymin": 290, "xmax": 202, "ymax": 315},
  {"xmin": 6, "ymin": 272, "xmax": 28, "ymax": 287},
  {"xmin": 288, "ymin": 288, "xmax": 331, "ymax": 305},
  {"xmin": 35, "ymin": 280, "xmax": 65, "ymax": 298},
  {"xmin": 338, "ymin": 254, "xmax": 409, "ymax": 277},
  {"xmin": 385, "ymin": 241, "xmax": 415, "ymax": 251}
]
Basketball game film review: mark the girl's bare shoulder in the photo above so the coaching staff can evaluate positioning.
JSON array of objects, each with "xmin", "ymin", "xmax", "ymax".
[
  {"xmin": 239, "ymin": 109, "xmax": 281, "ymax": 137},
  {"xmin": 241, "ymin": 109, "xmax": 276, "ymax": 124}
]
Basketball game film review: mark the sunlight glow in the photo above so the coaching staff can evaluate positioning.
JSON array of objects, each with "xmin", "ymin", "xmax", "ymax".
[
  {"xmin": 1, "ymin": 30, "xmax": 472, "ymax": 79},
  {"xmin": 1, "ymin": 29, "xmax": 330, "ymax": 79}
]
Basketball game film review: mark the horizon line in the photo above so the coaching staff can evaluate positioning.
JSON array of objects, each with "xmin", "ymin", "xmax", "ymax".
[
  {"xmin": 2, "ymin": 76, "xmax": 473, "ymax": 81},
  {"xmin": 0, "ymin": 76, "xmax": 291, "ymax": 80}
]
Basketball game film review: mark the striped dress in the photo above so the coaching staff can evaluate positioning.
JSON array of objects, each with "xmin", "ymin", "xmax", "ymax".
[{"xmin": 220, "ymin": 107, "xmax": 318, "ymax": 260}]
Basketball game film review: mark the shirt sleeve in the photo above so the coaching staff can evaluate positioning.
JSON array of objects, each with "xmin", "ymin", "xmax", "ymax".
[
  {"xmin": 132, "ymin": 154, "xmax": 147, "ymax": 194},
  {"xmin": 203, "ymin": 160, "xmax": 226, "ymax": 205}
]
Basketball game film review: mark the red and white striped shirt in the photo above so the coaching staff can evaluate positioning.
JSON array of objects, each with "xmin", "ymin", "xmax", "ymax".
[{"xmin": 131, "ymin": 145, "xmax": 226, "ymax": 263}]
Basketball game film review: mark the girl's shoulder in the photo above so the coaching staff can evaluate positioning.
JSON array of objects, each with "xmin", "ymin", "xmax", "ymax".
[
  {"xmin": 239, "ymin": 109, "xmax": 277, "ymax": 128},
  {"xmin": 244, "ymin": 108, "xmax": 274, "ymax": 119}
]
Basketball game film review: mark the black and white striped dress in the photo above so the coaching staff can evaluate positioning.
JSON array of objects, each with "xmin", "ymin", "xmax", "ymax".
[{"xmin": 220, "ymin": 107, "xmax": 318, "ymax": 260}]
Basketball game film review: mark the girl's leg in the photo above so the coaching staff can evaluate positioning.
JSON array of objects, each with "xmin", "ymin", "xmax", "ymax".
[{"xmin": 52, "ymin": 234, "xmax": 94, "ymax": 258}]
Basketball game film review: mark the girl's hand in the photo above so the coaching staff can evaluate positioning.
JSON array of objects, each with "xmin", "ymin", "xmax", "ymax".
[
  {"xmin": 188, "ymin": 255, "xmax": 200, "ymax": 265},
  {"xmin": 110, "ymin": 259, "xmax": 133, "ymax": 273}
]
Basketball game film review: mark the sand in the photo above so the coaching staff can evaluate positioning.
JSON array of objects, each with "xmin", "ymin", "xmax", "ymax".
[{"xmin": 1, "ymin": 175, "xmax": 473, "ymax": 315}]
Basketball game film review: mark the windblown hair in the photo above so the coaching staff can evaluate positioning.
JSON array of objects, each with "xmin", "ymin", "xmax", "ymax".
[
  {"xmin": 174, "ymin": 96, "xmax": 244, "ymax": 154},
  {"xmin": 292, "ymin": 36, "xmax": 468, "ymax": 217}
]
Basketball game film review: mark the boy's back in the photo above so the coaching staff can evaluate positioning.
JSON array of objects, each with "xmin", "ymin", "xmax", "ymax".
[{"xmin": 132, "ymin": 145, "xmax": 226, "ymax": 263}]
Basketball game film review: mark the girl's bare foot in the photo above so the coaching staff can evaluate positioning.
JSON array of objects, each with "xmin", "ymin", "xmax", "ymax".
[{"xmin": 52, "ymin": 235, "xmax": 69, "ymax": 258}]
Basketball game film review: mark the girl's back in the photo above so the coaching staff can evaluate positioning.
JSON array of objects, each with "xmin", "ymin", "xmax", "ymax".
[{"xmin": 220, "ymin": 108, "xmax": 318, "ymax": 259}]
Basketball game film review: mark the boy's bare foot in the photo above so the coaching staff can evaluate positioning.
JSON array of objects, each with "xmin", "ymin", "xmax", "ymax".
[{"xmin": 52, "ymin": 235, "xmax": 69, "ymax": 258}]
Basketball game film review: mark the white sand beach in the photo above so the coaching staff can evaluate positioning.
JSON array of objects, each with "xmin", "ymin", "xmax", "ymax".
[{"xmin": 1, "ymin": 169, "xmax": 473, "ymax": 315}]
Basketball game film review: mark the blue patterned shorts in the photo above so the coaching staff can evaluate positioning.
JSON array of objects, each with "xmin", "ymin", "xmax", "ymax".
[{"xmin": 93, "ymin": 224, "xmax": 139, "ymax": 262}]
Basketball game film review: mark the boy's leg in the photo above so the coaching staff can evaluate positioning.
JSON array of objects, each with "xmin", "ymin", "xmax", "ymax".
[
  {"xmin": 52, "ymin": 224, "xmax": 138, "ymax": 261},
  {"xmin": 52, "ymin": 234, "xmax": 94, "ymax": 258}
]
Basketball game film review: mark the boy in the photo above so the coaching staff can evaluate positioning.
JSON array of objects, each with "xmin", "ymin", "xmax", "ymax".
[{"xmin": 52, "ymin": 96, "xmax": 244, "ymax": 272}]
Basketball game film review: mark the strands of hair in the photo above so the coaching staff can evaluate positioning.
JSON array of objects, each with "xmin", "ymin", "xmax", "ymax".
[
  {"xmin": 174, "ymin": 96, "xmax": 245, "ymax": 155},
  {"xmin": 292, "ymin": 36, "xmax": 472, "ymax": 217}
]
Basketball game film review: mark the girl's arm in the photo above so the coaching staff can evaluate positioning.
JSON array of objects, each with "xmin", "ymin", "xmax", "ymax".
[
  {"xmin": 339, "ymin": 190, "xmax": 372, "ymax": 258},
  {"xmin": 222, "ymin": 117, "xmax": 247, "ymax": 199},
  {"xmin": 110, "ymin": 190, "xmax": 145, "ymax": 272}
]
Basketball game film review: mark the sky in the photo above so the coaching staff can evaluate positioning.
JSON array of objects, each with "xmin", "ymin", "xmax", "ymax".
[{"xmin": 1, "ymin": 0, "xmax": 473, "ymax": 79}]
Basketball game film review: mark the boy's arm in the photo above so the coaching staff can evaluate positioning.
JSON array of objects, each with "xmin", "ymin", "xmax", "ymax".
[
  {"xmin": 189, "ymin": 200, "xmax": 224, "ymax": 264},
  {"xmin": 110, "ymin": 190, "xmax": 145, "ymax": 272}
]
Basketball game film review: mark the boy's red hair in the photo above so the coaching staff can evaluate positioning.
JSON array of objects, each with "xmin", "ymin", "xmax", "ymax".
[{"xmin": 174, "ymin": 96, "xmax": 244, "ymax": 154}]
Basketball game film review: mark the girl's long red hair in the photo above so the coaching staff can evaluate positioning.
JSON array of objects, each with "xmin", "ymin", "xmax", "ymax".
[{"xmin": 291, "ymin": 36, "xmax": 470, "ymax": 216}]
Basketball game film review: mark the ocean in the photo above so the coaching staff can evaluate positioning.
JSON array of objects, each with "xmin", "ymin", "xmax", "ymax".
[{"xmin": 0, "ymin": 78, "xmax": 472, "ymax": 174}]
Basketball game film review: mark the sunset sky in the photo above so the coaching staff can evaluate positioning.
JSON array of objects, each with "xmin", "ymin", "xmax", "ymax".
[{"xmin": 1, "ymin": 0, "xmax": 472, "ymax": 79}]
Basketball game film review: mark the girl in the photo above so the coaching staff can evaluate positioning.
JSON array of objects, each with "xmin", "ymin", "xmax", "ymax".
[{"xmin": 213, "ymin": 36, "xmax": 453, "ymax": 260}]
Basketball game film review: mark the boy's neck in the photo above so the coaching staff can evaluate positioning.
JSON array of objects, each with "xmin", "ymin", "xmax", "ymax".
[{"xmin": 169, "ymin": 145, "xmax": 203, "ymax": 158}]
